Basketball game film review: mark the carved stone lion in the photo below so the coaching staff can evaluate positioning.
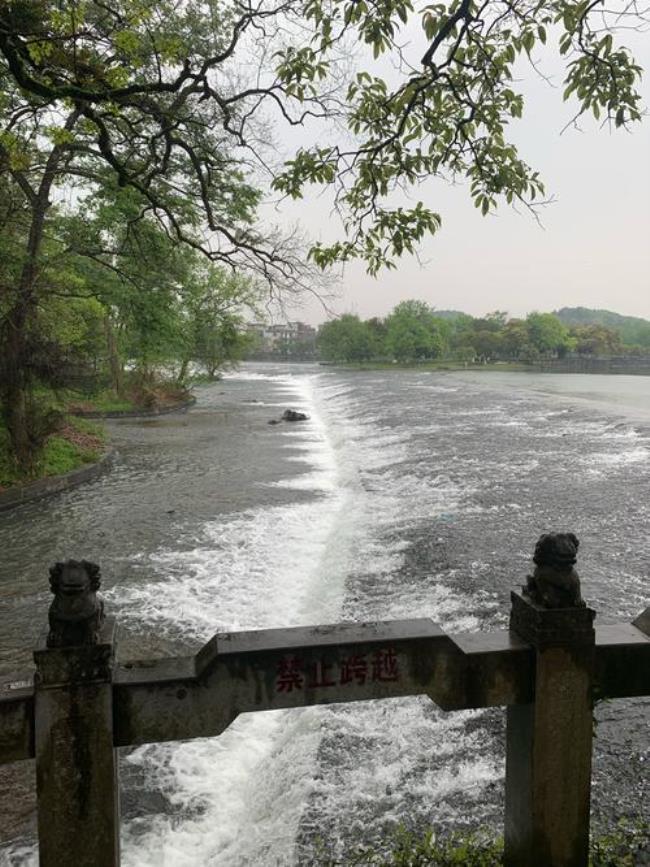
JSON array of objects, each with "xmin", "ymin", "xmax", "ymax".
[
  {"xmin": 525, "ymin": 533, "xmax": 585, "ymax": 609},
  {"xmin": 47, "ymin": 560, "xmax": 105, "ymax": 647}
]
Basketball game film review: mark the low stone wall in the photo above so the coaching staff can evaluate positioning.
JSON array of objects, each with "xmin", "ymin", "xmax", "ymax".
[
  {"xmin": 71, "ymin": 396, "xmax": 196, "ymax": 419},
  {"xmin": 538, "ymin": 356, "xmax": 650, "ymax": 375},
  {"xmin": 0, "ymin": 450, "xmax": 115, "ymax": 514}
]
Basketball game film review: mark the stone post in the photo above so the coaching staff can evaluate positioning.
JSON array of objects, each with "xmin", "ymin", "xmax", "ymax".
[
  {"xmin": 33, "ymin": 561, "xmax": 119, "ymax": 867},
  {"xmin": 504, "ymin": 534, "xmax": 596, "ymax": 867}
]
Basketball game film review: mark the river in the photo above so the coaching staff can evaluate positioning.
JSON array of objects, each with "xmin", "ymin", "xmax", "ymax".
[{"xmin": 0, "ymin": 365, "xmax": 648, "ymax": 865}]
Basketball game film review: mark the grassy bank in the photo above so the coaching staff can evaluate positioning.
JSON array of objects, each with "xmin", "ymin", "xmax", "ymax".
[
  {"xmin": 0, "ymin": 380, "xmax": 194, "ymax": 490},
  {"xmin": 0, "ymin": 377, "xmax": 198, "ymax": 489},
  {"xmin": 0, "ymin": 415, "xmax": 107, "ymax": 490},
  {"xmin": 314, "ymin": 819, "xmax": 649, "ymax": 865}
]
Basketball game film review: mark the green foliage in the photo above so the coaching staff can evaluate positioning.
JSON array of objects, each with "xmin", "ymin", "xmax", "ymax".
[
  {"xmin": 180, "ymin": 265, "xmax": 260, "ymax": 379},
  {"xmin": 318, "ymin": 315, "xmax": 377, "ymax": 362},
  {"xmin": 0, "ymin": 414, "xmax": 105, "ymax": 488},
  {"xmin": 0, "ymin": 1, "xmax": 280, "ymax": 468},
  {"xmin": 329, "ymin": 828, "xmax": 504, "ymax": 866},
  {"xmin": 313, "ymin": 820, "xmax": 649, "ymax": 866},
  {"xmin": 273, "ymin": 0, "xmax": 644, "ymax": 271},
  {"xmin": 525, "ymin": 312, "xmax": 574, "ymax": 357},
  {"xmin": 1, "ymin": 171, "xmax": 261, "ymax": 432},
  {"xmin": 556, "ymin": 308, "xmax": 650, "ymax": 350},
  {"xmin": 0, "ymin": 0, "xmax": 646, "ymax": 279},
  {"xmin": 385, "ymin": 301, "xmax": 446, "ymax": 362},
  {"xmin": 74, "ymin": 391, "xmax": 134, "ymax": 413},
  {"xmin": 315, "ymin": 304, "xmax": 648, "ymax": 366},
  {"xmin": 590, "ymin": 817, "xmax": 650, "ymax": 866},
  {"xmin": 500, "ymin": 320, "xmax": 529, "ymax": 359},
  {"xmin": 0, "ymin": 0, "xmax": 647, "ymax": 469},
  {"xmin": 571, "ymin": 324, "xmax": 623, "ymax": 357},
  {"xmin": 38, "ymin": 434, "xmax": 96, "ymax": 475}
]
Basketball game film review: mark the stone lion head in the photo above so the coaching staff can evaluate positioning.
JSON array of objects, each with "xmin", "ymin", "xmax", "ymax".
[{"xmin": 49, "ymin": 560, "xmax": 101, "ymax": 596}]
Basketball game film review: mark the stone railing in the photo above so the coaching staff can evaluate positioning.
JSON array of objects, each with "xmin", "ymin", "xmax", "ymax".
[{"xmin": 0, "ymin": 535, "xmax": 648, "ymax": 867}]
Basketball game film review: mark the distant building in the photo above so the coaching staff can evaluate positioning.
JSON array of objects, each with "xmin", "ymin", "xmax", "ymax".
[{"xmin": 245, "ymin": 321, "xmax": 317, "ymax": 359}]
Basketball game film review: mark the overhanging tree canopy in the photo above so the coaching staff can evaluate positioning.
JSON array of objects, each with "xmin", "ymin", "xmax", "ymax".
[
  {"xmin": 1, "ymin": 0, "xmax": 645, "ymax": 270},
  {"xmin": 0, "ymin": 0, "xmax": 645, "ymax": 468}
]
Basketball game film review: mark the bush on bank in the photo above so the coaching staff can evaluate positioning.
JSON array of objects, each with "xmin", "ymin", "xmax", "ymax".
[
  {"xmin": 62, "ymin": 379, "xmax": 192, "ymax": 415},
  {"xmin": 0, "ymin": 414, "xmax": 106, "ymax": 490},
  {"xmin": 313, "ymin": 819, "xmax": 649, "ymax": 866}
]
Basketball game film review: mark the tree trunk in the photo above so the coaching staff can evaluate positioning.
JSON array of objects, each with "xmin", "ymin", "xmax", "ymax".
[
  {"xmin": 1, "ymin": 306, "xmax": 31, "ymax": 469},
  {"xmin": 0, "ymin": 123, "xmax": 75, "ymax": 470},
  {"xmin": 1, "ymin": 204, "xmax": 47, "ymax": 471},
  {"xmin": 103, "ymin": 316, "xmax": 123, "ymax": 396},
  {"xmin": 177, "ymin": 358, "xmax": 190, "ymax": 385}
]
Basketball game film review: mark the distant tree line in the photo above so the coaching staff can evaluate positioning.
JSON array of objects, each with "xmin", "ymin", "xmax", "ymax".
[
  {"xmin": 317, "ymin": 304, "xmax": 648, "ymax": 364},
  {"xmin": 1, "ymin": 0, "xmax": 645, "ymax": 476},
  {"xmin": 555, "ymin": 308, "xmax": 650, "ymax": 353}
]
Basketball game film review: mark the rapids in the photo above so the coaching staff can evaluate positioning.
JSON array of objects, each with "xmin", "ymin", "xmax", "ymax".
[{"xmin": 0, "ymin": 365, "xmax": 648, "ymax": 865}]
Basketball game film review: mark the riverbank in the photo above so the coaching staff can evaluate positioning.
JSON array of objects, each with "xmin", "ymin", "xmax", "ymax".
[
  {"xmin": 0, "ymin": 383, "xmax": 195, "ymax": 505},
  {"xmin": 327, "ymin": 360, "xmax": 531, "ymax": 372},
  {"xmin": 0, "ymin": 415, "xmax": 107, "ymax": 492},
  {"xmin": 325, "ymin": 357, "xmax": 650, "ymax": 375},
  {"xmin": 64, "ymin": 383, "xmax": 194, "ymax": 417}
]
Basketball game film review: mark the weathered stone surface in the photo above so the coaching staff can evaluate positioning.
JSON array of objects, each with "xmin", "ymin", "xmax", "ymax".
[
  {"xmin": 47, "ymin": 560, "xmax": 105, "ymax": 648},
  {"xmin": 0, "ymin": 680, "xmax": 34, "ymax": 763},
  {"xmin": 0, "ymin": 450, "xmax": 114, "ymax": 514},
  {"xmin": 524, "ymin": 532, "xmax": 585, "ymax": 609},
  {"xmin": 633, "ymin": 605, "xmax": 650, "ymax": 637},
  {"xmin": 114, "ymin": 620, "xmax": 466, "ymax": 747},
  {"xmin": 594, "ymin": 622, "xmax": 650, "ymax": 698},
  {"xmin": 0, "ymin": 557, "xmax": 648, "ymax": 867},
  {"xmin": 510, "ymin": 591, "xmax": 595, "ymax": 649},
  {"xmin": 34, "ymin": 615, "xmax": 118, "ymax": 866},
  {"xmin": 505, "ymin": 592, "xmax": 596, "ymax": 867},
  {"xmin": 3, "ymin": 616, "xmax": 645, "ymax": 766}
]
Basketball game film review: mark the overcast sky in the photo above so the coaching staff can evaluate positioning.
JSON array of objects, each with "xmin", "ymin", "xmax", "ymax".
[{"xmin": 267, "ymin": 29, "xmax": 650, "ymax": 326}]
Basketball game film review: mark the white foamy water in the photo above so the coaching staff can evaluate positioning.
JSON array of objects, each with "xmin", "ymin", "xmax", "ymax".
[
  {"xmin": 5, "ymin": 366, "xmax": 648, "ymax": 866},
  {"xmin": 111, "ymin": 374, "xmax": 361, "ymax": 866},
  {"xmin": 106, "ymin": 371, "xmax": 408, "ymax": 866},
  {"xmin": 120, "ymin": 709, "xmax": 326, "ymax": 866},
  {"xmin": 112, "ymin": 368, "xmax": 491, "ymax": 866}
]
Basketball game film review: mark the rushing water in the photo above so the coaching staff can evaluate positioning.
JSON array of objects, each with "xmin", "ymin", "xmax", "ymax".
[{"xmin": 0, "ymin": 366, "xmax": 648, "ymax": 865}]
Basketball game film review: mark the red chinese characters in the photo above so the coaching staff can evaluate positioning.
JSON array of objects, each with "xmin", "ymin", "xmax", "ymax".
[
  {"xmin": 307, "ymin": 659, "xmax": 337, "ymax": 689},
  {"xmin": 339, "ymin": 654, "xmax": 368, "ymax": 686},
  {"xmin": 371, "ymin": 648, "xmax": 399, "ymax": 682},
  {"xmin": 276, "ymin": 656, "xmax": 304, "ymax": 693},
  {"xmin": 275, "ymin": 648, "xmax": 400, "ymax": 693}
]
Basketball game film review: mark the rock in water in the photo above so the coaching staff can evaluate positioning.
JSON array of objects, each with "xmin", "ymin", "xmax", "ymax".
[{"xmin": 282, "ymin": 409, "xmax": 309, "ymax": 422}]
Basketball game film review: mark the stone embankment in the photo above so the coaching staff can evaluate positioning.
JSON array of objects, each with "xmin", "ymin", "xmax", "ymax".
[
  {"xmin": 0, "ymin": 397, "xmax": 196, "ymax": 512},
  {"xmin": 0, "ymin": 450, "xmax": 115, "ymax": 513},
  {"xmin": 70, "ymin": 396, "xmax": 196, "ymax": 419},
  {"xmin": 538, "ymin": 356, "xmax": 650, "ymax": 375}
]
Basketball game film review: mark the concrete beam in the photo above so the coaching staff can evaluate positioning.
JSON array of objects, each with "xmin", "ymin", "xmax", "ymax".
[
  {"xmin": 0, "ymin": 678, "xmax": 34, "ymax": 763},
  {"xmin": 594, "ymin": 623, "xmax": 650, "ymax": 699},
  {"xmin": 114, "ymin": 619, "xmax": 463, "ymax": 747},
  {"xmin": 1, "ymin": 617, "xmax": 647, "ymax": 764}
]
